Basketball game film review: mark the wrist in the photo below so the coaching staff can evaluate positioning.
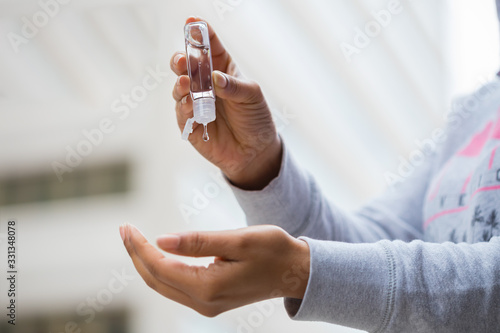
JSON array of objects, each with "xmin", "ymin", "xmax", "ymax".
[
  {"xmin": 282, "ymin": 238, "xmax": 310, "ymax": 299},
  {"xmin": 225, "ymin": 135, "xmax": 282, "ymax": 190}
]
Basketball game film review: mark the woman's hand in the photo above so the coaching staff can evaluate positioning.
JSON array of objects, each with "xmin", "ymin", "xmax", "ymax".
[
  {"xmin": 171, "ymin": 17, "xmax": 282, "ymax": 190},
  {"xmin": 120, "ymin": 224, "xmax": 310, "ymax": 317}
]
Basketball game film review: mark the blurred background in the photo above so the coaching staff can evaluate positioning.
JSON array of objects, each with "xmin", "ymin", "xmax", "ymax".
[{"xmin": 0, "ymin": 0, "xmax": 498, "ymax": 332}]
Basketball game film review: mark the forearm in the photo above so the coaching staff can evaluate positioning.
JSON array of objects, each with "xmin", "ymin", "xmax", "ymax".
[
  {"xmin": 286, "ymin": 237, "xmax": 500, "ymax": 333},
  {"xmin": 228, "ymin": 142, "xmax": 334, "ymax": 238},
  {"xmin": 227, "ymin": 132, "xmax": 449, "ymax": 244},
  {"xmin": 227, "ymin": 142, "xmax": 425, "ymax": 242}
]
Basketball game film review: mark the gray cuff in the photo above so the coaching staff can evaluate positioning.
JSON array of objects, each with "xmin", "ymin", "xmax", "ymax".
[
  {"xmin": 226, "ymin": 143, "xmax": 313, "ymax": 235},
  {"xmin": 285, "ymin": 237, "xmax": 395, "ymax": 333}
]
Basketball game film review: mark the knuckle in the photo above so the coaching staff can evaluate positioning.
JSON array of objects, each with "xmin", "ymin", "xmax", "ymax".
[
  {"xmin": 248, "ymin": 79, "xmax": 261, "ymax": 93},
  {"xmin": 265, "ymin": 224, "xmax": 288, "ymax": 239},
  {"xmin": 188, "ymin": 232, "xmax": 207, "ymax": 255},
  {"xmin": 227, "ymin": 78, "xmax": 241, "ymax": 96},
  {"xmin": 266, "ymin": 224, "xmax": 287, "ymax": 236},
  {"xmin": 248, "ymin": 80, "xmax": 263, "ymax": 97},
  {"xmin": 248, "ymin": 225, "xmax": 290, "ymax": 249},
  {"xmin": 243, "ymin": 79, "xmax": 264, "ymax": 103},
  {"xmin": 268, "ymin": 226, "xmax": 292, "ymax": 248}
]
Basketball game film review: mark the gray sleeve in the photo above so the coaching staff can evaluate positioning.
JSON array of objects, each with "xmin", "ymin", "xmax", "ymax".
[
  {"xmin": 285, "ymin": 236, "xmax": 500, "ymax": 333},
  {"xmin": 228, "ymin": 142, "xmax": 433, "ymax": 243}
]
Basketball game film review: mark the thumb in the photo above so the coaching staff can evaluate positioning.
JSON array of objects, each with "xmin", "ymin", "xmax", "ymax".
[
  {"xmin": 213, "ymin": 70, "xmax": 262, "ymax": 104},
  {"xmin": 156, "ymin": 230, "xmax": 241, "ymax": 259}
]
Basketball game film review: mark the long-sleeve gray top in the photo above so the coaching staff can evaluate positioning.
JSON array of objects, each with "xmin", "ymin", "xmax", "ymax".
[{"xmin": 228, "ymin": 78, "xmax": 500, "ymax": 332}]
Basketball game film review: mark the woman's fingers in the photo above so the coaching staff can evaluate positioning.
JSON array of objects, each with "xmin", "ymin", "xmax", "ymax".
[
  {"xmin": 121, "ymin": 224, "xmax": 236, "ymax": 317},
  {"xmin": 125, "ymin": 238, "xmax": 226, "ymax": 317},
  {"xmin": 170, "ymin": 52, "xmax": 187, "ymax": 76},
  {"xmin": 125, "ymin": 240, "xmax": 196, "ymax": 309},
  {"xmin": 175, "ymin": 93, "xmax": 193, "ymax": 119},
  {"xmin": 171, "ymin": 72, "xmax": 195, "ymax": 135},
  {"xmin": 157, "ymin": 229, "xmax": 243, "ymax": 259},
  {"xmin": 174, "ymin": 94, "xmax": 197, "ymax": 136},
  {"xmin": 172, "ymin": 75, "xmax": 190, "ymax": 102},
  {"xmin": 123, "ymin": 224, "xmax": 201, "ymax": 292},
  {"xmin": 212, "ymin": 71, "xmax": 263, "ymax": 104},
  {"xmin": 172, "ymin": 74, "xmax": 195, "ymax": 133}
]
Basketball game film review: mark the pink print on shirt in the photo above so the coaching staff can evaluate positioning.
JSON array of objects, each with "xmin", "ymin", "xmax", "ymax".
[{"xmin": 424, "ymin": 108, "xmax": 500, "ymax": 231}]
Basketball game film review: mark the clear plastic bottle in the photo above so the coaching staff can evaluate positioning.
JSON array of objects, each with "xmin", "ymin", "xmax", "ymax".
[{"xmin": 181, "ymin": 21, "xmax": 216, "ymax": 142}]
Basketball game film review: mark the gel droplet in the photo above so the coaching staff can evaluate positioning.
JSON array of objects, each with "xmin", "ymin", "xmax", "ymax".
[{"xmin": 202, "ymin": 124, "xmax": 209, "ymax": 142}]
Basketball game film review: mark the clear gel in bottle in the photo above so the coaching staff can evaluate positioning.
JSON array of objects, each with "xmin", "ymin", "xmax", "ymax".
[{"xmin": 181, "ymin": 21, "xmax": 216, "ymax": 142}]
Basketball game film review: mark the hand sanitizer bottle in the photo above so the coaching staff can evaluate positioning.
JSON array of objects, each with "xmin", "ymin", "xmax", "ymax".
[{"xmin": 182, "ymin": 21, "xmax": 216, "ymax": 142}]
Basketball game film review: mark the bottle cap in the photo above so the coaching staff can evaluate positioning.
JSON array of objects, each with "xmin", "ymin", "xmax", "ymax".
[
  {"xmin": 181, "ymin": 98, "xmax": 216, "ymax": 141},
  {"xmin": 193, "ymin": 97, "xmax": 216, "ymax": 125}
]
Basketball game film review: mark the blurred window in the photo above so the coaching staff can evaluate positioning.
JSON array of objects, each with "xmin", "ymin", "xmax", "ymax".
[{"xmin": 0, "ymin": 162, "xmax": 129, "ymax": 206}]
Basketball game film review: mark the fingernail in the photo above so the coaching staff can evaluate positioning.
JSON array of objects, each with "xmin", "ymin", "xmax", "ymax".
[
  {"xmin": 157, "ymin": 234, "xmax": 180, "ymax": 250},
  {"xmin": 119, "ymin": 225, "xmax": 125, "ymax": 241},
  {"xmin": 176, "ymin": 76, "xmax": 182, "ymax": 86},
  {"xmin": 181, "ymin": 95, "xmax": 188, "ymax": 104},
  {"xmin": 213, "ymin": 71, "xmax": 227, "ymax": 88},
  {"xmin": 174, "ymin": 54, "xmax": 182, "ymax": 65}
]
